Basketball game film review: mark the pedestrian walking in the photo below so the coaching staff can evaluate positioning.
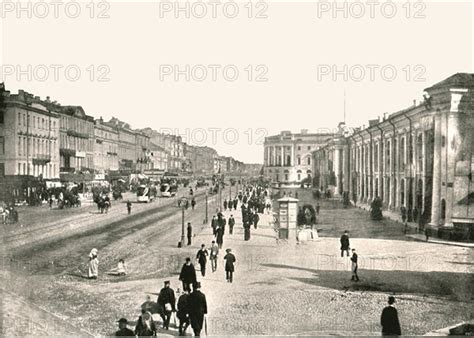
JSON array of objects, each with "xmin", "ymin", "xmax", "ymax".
[
  {"xmin": 126, "ymin": 200, "xmax": 132, "ymax": 215},
  {"xmin": 350, "ymin": 249, "xmax": 359, "ymax": 282},
  {"xmin": 228, "ymin": 215, "xmax": 235, "ymax": 235},
  {"xmin": 49, "ymin": 196, "xmax": 54, "ymax": 209},
  {"xmin": 187, "ymin": 222, "xmax": 192, "ymax": 246},
  {"xmin": 216, "ymin": 225, "xmax": 224, "ymax": 249},
  {"xmin": 209, "ymin": 241, "xmax": 219, "ymax": 272},
  {"xmin": 243, "ymin": 220, "xmax": 251, "ymax": 241},
  {"xmin": 315, "ymin": 202, "xmax": 320, "ymax": 215},
  {"xmin": 157, "ymin": 280, "xmax": 176, "ymax": 330},
  {"xmin": 177, "ymin": 289, "xmax": 190, "ymax": 336},
  {"xmin": 223, "ymin": 199, "xmax": 228, "ymax": 210},
  {"xmin": 380, "ymin": 296, "xmax": 402, "ymax": 336},
  {"xmin": 191, "ymin": 198, "xmax": 196, "ymax": 210},
  {"xmin": 188, "ymin": 282, "xmax": 207, "ymax": 337},
  {"xmin": 211, "ymin": 215, "xmax": 218, "ymax": 236},
  {"xmin": 115, "ymin": 318, "xmax": 134, "ymax": 337},
  {"xmin": 425, "ymin": 227, "xmax": 430, "ymax": 241},
  {"xmin": 253, "ymin": 212, "xmax": 260, "ymax": 230},
  {"xmin": 179, "ymin": 257, "xmax": 197, "ymax": 292},
  {"xmin": 88, "ymin": 248, "xmax": 99, "ymax": 279},
  {"xmin": 223, "ymin": 248, "xmax": 236, "ymax": 283},
  {"xmin": 134, "ymin": 309, "xmax": 157, "ymax": 337},
  {"xmin": 233, "ymin": 199, "xmax": 238, "ymax": 210},
  {"xmin": 340, "ymin": 231, "xmax": 350, "ymax": 257},
  {"xmin": 196, "ymin": 244, "xmax": 208, "ymax": 277}
]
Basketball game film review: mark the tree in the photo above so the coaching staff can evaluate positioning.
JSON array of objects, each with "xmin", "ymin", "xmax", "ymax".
[{"xmin": 370, "ymin": 197, "xmax": 383, "ymax": 220}]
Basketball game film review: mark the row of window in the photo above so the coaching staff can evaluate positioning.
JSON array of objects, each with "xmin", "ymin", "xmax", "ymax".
[
  {"xmin": 60, "ymin": 116, "xmax": 93, "ymax": 135},
  {"xmin": 17, "ymin": 162, "xmax": 57, "ymax": 177},
  {"xmin": 60, "ymin": 134, "xmax": 93, "ymax": 152},
  {"xmin": 18, "ymin": 112, "xmax": 57, "ymax": 131},
  {"xmin": 17, "ymin": 136, "xmax": 57, "ymax": 158}
]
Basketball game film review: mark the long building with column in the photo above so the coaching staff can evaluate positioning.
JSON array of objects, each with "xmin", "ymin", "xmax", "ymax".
[
  {"xmin": 312, "ymin": 73, "xmax": 474, "ymax": 231},
  {"xmin": 263, "ymin": 130, "xmax": 335, "ymax": 186}
]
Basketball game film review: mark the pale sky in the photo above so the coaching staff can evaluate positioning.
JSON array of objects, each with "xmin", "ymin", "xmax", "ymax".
[{"xmin": 1, "ymin": 1, "xmax": 472, "ymax": 163}]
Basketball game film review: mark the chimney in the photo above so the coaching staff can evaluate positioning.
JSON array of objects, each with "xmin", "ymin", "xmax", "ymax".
[
  {"xmin": 413, "ymin": 99, "xmax": 417, "ymax": 106},
  {"xmin": 46, "ymin": 96, "xmax": 51, "ymax": 102}
]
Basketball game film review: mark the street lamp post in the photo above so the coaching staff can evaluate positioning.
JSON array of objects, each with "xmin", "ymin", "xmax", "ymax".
[
  {"xmin": 180, "ymin": 196, "xmax": 188, "ymax": 246},
  {"xmin": 204, "ymin": 192, "xmax": 208, "ymax": 224}
]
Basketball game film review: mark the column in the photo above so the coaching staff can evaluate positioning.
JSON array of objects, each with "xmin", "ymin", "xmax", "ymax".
[
  {"xmin": 333, "ymin": 147, "xmax": 340, "ymax": 196},
  {"xmin": 342, "ymin": 146, "xmax": 349, "ymax": 193},
  {"xmin": 280, "ymin": 146, "xmax": 284, "ymax": 167},
  {"xmin": 395, "ymin": 135, "xmax": 401, "ymax": 208},
  {"xmin": 430, "ymin": 112, "xmax": 442, "ymax": 226},
  {"xmin": 291, "ymin": 144, "xmax": 295, "ymax": 167},
  {"xmin": 273, "ymin": 146, "xmax": 276, "ymax": 166},
  {"xmin": 389, "ymin": 136, "xmax": 395, "ymax": 209}
]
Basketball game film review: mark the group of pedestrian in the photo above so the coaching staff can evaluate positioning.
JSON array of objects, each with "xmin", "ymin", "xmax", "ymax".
[
  {"xmin": 340, "ymin": 231, "xmax": 359, "ymax": 282},
  {"xmin": 223, "ymin": 198, "xmax": 238, "ymax": 211}
]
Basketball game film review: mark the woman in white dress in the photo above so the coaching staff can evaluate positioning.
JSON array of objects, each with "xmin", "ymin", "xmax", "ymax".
[{"xmin": 88, "ymin": 248, "xmax": 99, "ymax": 279}]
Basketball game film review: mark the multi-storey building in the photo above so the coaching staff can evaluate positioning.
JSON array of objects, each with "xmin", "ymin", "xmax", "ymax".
[
  {"xmin": 57, "ymin": 105, "xmax": 94, "ymax": 175},
  {"xmin": 107, "ymin": 118, "xmax": 136, "ymax": 174},
  {"xmin": 312, "ymin": 73, "xmax": 474, "ymax": 231},
  {"xmin": 263, "ymin": 130, "xmax": 335, "ymax": 185},
  {"xmin": 0, "ymin": 88, "xmax": 60, "ymax": 180},
  {"xmin": 149, "ymin": 143, "xmax": 169, "ymax": 171},
  {"xmin": 135, "ymin": 131, "xmax": 151, "ymax": 173},
  {"xmin": 94, "ymin": 118, "xmax": 119, "ymax": 173}
]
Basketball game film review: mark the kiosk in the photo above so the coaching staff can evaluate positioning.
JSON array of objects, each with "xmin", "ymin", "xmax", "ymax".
[{"xmin": 277, "ymin": 197, "xmax": 299, "ymax": 244}]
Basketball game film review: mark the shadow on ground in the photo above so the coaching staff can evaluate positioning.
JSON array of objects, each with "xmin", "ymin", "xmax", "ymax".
[{"xmin": 262, "ymin": 263, "xmax": 473, "ymax": 302}]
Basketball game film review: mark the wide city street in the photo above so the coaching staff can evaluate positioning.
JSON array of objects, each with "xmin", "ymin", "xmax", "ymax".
[{"xmin": 1, "ymin": 186, "xmax": 472, "ymax": 336}]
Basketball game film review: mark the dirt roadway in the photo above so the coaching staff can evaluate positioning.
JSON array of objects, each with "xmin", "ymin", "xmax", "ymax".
[{"xmin": 1, "ymin": 189, "xmax": 225, "ymax": 335}]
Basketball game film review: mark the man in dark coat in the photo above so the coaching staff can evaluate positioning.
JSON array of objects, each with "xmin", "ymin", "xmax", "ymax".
[
  {"xmin": 350, "ymin": 249, "xmax": 359, "ymax": 281},
  {"xmin": 381, "ymin": 296, "xmax": 401, "ymax": 335},
  {"xmin": 115, "ymin": 318, "xmax": 135, "ymax": 336},
  {"xmin": 243, "ymin": 220, "xmax": 251, "ymax": 241},
  {"xmin": 233, "ymin": 199, "xmax": 238, "ymax": 210},
  {"xmin": 340, "ymin": 231, "xmax": 350, "ymax": 257},
  {"xmin": 188, "ymin": 282, "xmax": 207, "ymax": 336},
  {"xmin": 223, "ymin": 248, "xmax": 236, "ymax": 283},
  {"xmin": 228, "ymin": 215, "xmax": 235, "ymax": 235},
  {"xmin": 187, "ymin": 222, "xmax": 192, "ymax": 246},
  {"xmin": 177, "ymin": 289, "xmax": 190, "ymax": 336},
  {"xmin": 157, "ymin": 280, "xmax": 176, "ymax": 330},
  {"xmin": 211, "ymin": 215, "xmax": 218, "ymax": 236},
  {"xmin": 253, "ymin": 212, "xmax": 260, "ymax": 229},
  {"xmin": 196, "ymin": 244, "xmax": 208, "ymax": 277},
  {"xmin": 216, "ymin": 226, "xmax": 224, "ymax": 249},
  {"xmin": 223, "ymin": 199, "xmax": 228, "ymax": 210},
  {"xmin": 179, "ymin": 257, "xmax": 197, "ymax": 292}
]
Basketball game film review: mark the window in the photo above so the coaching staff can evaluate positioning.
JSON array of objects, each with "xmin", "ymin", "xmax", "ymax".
[
  {"xmin": 297, "ymin": 146, "xmax": 301, "ymax": 151},
  {"xmin": 307, "ymin": 146, "xmax": 311, "ymax": 150},
  {"xmin": 307, "ymin": 157, "xmax": 311, "ymax": 165},
  {"xmin": 18, "ymin": 163, "xmax": 21, "ymax": 175},
  {"xmin": 297, "ymin": 173, "xmax": 301, "ymax": 181},
  {"xmin": 18, "ymin": 137, "xmax": 21, "ymax": 156},
  {"xmin": 297, "ymin": 157, "xmax": 301, "ymax": 165},
  {"xmin": 18, "ymin": 113, "xmax": 21, "ymax": 126},
  {"xmin": 285, "ymin": 174, "xmax": 289, "ymax": 181}
]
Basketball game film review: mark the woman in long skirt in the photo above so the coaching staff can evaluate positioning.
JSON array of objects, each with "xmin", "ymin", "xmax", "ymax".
[{"xmin": 88, "ymin": 248, "xmax": 99, "ymax": 279}]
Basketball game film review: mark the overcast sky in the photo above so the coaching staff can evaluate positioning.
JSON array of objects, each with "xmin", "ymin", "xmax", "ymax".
[{"xmin": 1, "ymin": 1, "xmax": 472, "ymax": 163}]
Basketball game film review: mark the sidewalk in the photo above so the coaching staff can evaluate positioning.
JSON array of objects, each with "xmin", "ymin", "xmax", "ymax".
[
  {"xmin": 406, "ymin": 233, "xmax": 474, "ymax": 248},
  {"xmin": 355, "ymin": 203, "xmax": 474, "ymax": 248}
]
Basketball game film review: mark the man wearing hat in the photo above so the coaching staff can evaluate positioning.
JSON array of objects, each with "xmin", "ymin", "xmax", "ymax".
[
  {"xmin": 223, "ymin": 249, "xmax": 236, "ymax": 283},
  {"xmin": 115, "ymin": 318, "xmax": 134, "ymax": 337},
  {"xmin": 157, "ymin": 280, "xmax": 176, "ymax": 330},
  {"xmin": 381, "ymin": 296, "xmax": 402, "ymax": 335},
  {"xmin": 188, "ymin": 282, "xmax": 207, "ymax": 336},
  {"xmin": 179, "ymin": 257, "xmax": 197, "ymax": 292}
]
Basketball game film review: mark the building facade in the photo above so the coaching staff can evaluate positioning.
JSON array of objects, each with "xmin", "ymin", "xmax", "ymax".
[
  {"xmin": 135, "ymin": 131, "xmax": 151, "ymax": 173},
  {"xmin": 312, "ymin": 73, "xmax": 474, "ymax": 229},
  {"xmin": 58, "ymin": 105, "xmax": 94, "ymax": 174},
  {"xmin": 0, "ymin": 88, "xmax": 60, "ymax": 180},
  {"xmin": 94, "ymin": 118, "xmax": 119, "ymax": 173},
  {"xmin": 107, "ymin": 118, "xmax": 136, "ymax": 173},
  {"xmin": 149, "ymin": 143, "xmax": 169, "ymax": 171},
  {"xmin": 263, "ymin": 130, "xmax": 335, "ymax": 185}
]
